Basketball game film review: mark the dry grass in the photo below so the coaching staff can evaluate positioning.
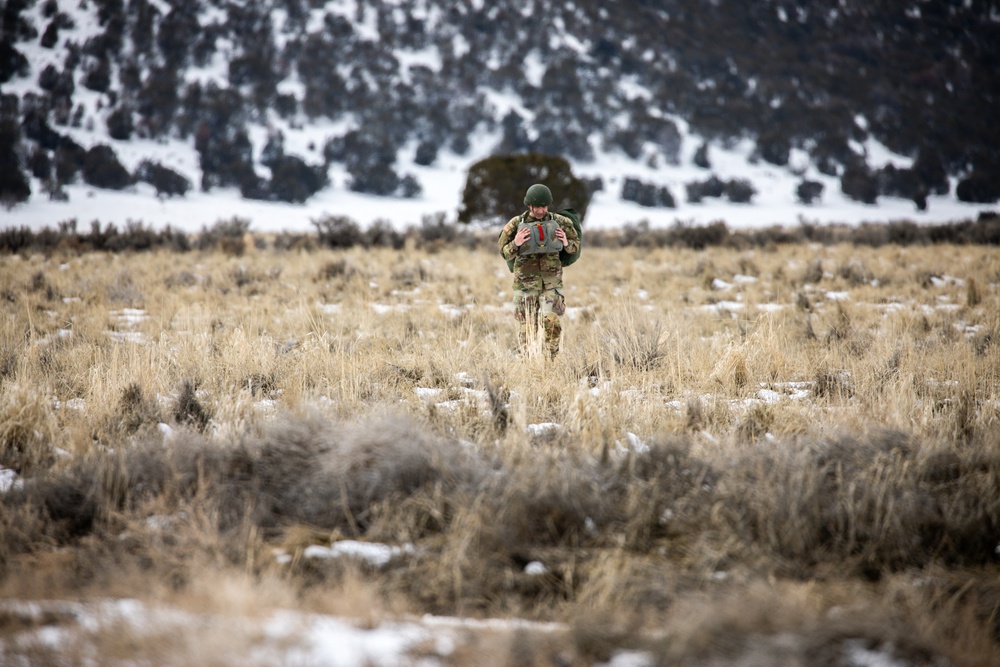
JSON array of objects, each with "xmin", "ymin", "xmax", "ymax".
[{"xmin": 1, "ymin": 236, "xmax": 999, "ymax": 665}]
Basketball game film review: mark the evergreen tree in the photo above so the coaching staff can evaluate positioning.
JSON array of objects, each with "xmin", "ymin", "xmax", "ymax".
[{"xmin": 0, "ymin": 95, "xmax": 30, "ymax": 205}]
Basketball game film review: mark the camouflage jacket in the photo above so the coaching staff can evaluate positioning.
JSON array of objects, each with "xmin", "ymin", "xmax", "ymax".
[{"xmin": 499, "ymin": 211, "xmax": 580, "ymax": 292}]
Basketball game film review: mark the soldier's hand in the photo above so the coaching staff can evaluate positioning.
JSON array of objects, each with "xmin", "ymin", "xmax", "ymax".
[
  {"xmin": 554, "ymin": 227, "xmax": 567, "ymax": 244},
  {"xmin": 514, "ymin": 226, "xmax": 531, "ymax": 247}
]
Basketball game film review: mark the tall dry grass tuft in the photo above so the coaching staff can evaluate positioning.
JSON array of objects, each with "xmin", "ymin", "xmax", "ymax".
[
  {"xmin": 718, "ymin": 427, "xmax": 1000, "ymax": 575},
  {"xmin": 246, "ymin": 411, "xmax": 489, "ymax": 537},
  {"xmin": 610, "ymin": 437, "xmax": 717, "ymax": 551},
  {"xmin": 711, "ymin": 344, "xmax": 751, "ymax": 395},
  {"xmin": 880, "ymin": 568, "xmax": 1000, "ymax": 667},
  {"xmin": 173, "ymin": 379, "xmax": 212, "ymax": 431},
  {"xmin": 111, "ymin": 382, "xmax": 162, "ymax": 438},
  {"xmin": 592, "ymin": 297, "xmax": 669, "ymax": 374},
  {"xmin": 0, "ymin": 384, "xmax": 58, "ymax": 473},
  {"xmin": 645, "ymin": 578, "xmax": 999, "ymax": 667}
]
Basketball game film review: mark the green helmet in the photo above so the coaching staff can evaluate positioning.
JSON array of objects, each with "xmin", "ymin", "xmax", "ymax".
[{"xmin": 523, "ymin": 183, "xmax": 553, "ymax": 207}]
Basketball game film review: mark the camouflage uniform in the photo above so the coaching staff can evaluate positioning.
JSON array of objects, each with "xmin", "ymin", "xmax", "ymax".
[{"xmin": 498, "ymin": 211, "xmax": 580, "ymax": 357}]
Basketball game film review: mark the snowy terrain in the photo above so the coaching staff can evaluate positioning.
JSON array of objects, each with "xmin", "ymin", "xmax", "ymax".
[
  {"xmin": 2, "ymin": 0, "xmax": 991, "ymax": 235},
  {"xmin": 3, "ymin": 122, "xmax": 987, "ymax": 235},
  {"xmin": 0, "ymin": 597, "xmax": 650, "ymax": 666},
  {"xmin": 0, "ymin": 3, "xmax": 986, "ymax": 232}
]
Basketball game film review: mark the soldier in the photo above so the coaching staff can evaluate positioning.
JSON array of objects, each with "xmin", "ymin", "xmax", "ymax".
[{"xmin": 498, "ymin": 183, "xmax": 580, "ymax": 358}]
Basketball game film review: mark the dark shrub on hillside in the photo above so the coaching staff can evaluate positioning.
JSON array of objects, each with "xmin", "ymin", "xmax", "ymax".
[
  {"xmin": 348, "ymin": 161, "xmax": 401, "ymax": 196},
  {"xmin": 0, "ymin": 41, "xmax": 29, "ymax": 83},
  {"xmin": 54, "ymin": 137, "xmax": 86, "ymax": 184},
  {"xmin": 669, "ymin": 221, "xmax": 730, "ymax": 249},
  {"xmin": 322, "ymin": 130, "xmax": 360, "ymax": 163},
  {"xmin": 811, "ymin": 134, "xmax": 853, "ymax": 177},
  {"xmin": 192, "ymin": 85, "xmax": 254, "ymax": 187},
  {"xmin": 29, "ymin": 147, "xmax": 52, "ymax": 180},
  {"xmin": 725, "ymin": 178, "xmax": 756, "ymax": 203},
  {"xmin": 412, "ymin": 212, "xmax": 476, "ymax": 251},
  {"xmin": 268, "ymin": 155, "xmax": 327, "ymax": 203},
  {"xmin": 0, "ymin": 96, "xmax": 31, "ymax": 205},
  {"xmin": 0, "ymin": 162, "xmax": 31, "ymax": 208},
  {"xmin": 755, "ymin": 131, "xmax": 790, "ymax": 166},
  {"xmin": 70, "ymin": 104, "xmax": 85, "ymax": 128},
  {"xmin": 106, "ymin": 220, "xmax": 181, "ymax": 253},
  {"xmin": 238, "ymin": 174, "xmax": 270, "ymax": 200},
  {"xmin": 196, "ymin": 121, "xmax": 258, "ymax": 193},
  {"xmin": 196, "ymin": 217, "xmax": 251, "ymax": 252},
  {"xmin": 365, "ymin": 219, "xmax": 406, "ymax": 249},
  {"xmin": 638, "ymin": 113, "xmax": 682, "ymax": 165},
  {"xmin": 796, "ymin": 179, "xmax": 824, "ymax": 204},
  {"xmin": 913, "ymin": 149, "xmax": 950, "ymax": 196},
  {"xmin": 59, "ymin": 220, "xmax": 190, "ymax": 254},
  {"xmin": 611, "ymin": 221, "xmax": 732, "ymax": 250},
  {"xmin": 21, "ymin": 106, "xmax": 62, "ymax": 150},
  {"xmin": 106, "ymin": 106, "xmax": 133, "ymax": 140},
  {"xmin": 459, "ymin": 153, "xmax": 591, "ymax": 224},
  {"xmin": 621, "ymin": 177, "xmax": 675, "ymax": 208},
  {"xmin": 956, "ymin": 171, "xmax": 1000, "ymax": 204},
  {"xmin": 414, "ymin": 139, "xmax": 437, "ymax": 166},
  {"xmin": 693, "ymin": 142, "xmax": 711, "ymax": 168},
  {"xmin": 40, "ymin": 18, "xmax": 61, "ymax": 48},
  {"xmin": 610, "ymin": 124, "xmax": 643, "ymax": 160},
  {"xmin": 583, "ymin": 176, "xmax": 604, "ymax": 196},
  {"xmin": 0, "ymin": 226, "xmax": 36, "ymax": 254},
  {"xmin": 82, "ymin": 144, "xmax": 132, "ymax": 190},
  {"xmin": 851, "ymin": 222, "xmax": 911, "ymax": 248},
  {"xmin": 326, "ymin": 129, "xmax": 407, "ymax": 197},
  {"xmin": 0, "ymin": 221, "xmax": 186, "ymax": 255},
  {"xmin": 274, "ymin": 92, "xmax": 297, "ymax": 118},
  {"xmin": 260, "ymin": 132, "xmax": 283, "ymax": 169},
  {"xmin": 877, "ymin": 165, "xmax": 927, "ymax": 210},
  {"xmin": 733, "ymin": 225, "xmax": 808, "ymax": 247},
  {"xmin": 42, "ymin": 67, "xmax": 75, "ymax": 103},
  {"xmin": 327, "ymin": 125, "xmax": 420, "ymax": 198},
  {"xmin": 37, "ymin": 63, "xmax": 60, "ymax": 90},
  {"xmin": 313, "ymin": 214, "xmax": 363, "ymax": 249},
  {"xmin": 398, "ymin": 173, "xmax": 422, "ymax": 198},
  {"xmin": 533, "ymin": 121, "xmax": 595, "ymax": 162},
  {"xmin": 82, "ymin": 56, "xmax": 111, "ymax": 92},
  {"xmin": 135, "ymin": 160, "xmax": 190, "ymax": 197},
  {"xmin": 841, "ymin": 164, "xmax": 879, "ymax": 204},
  {"xmin": 685, "ymin": 175, "xmax": 726, "ymax": 203},
  {"xmin": 495, "ymin": 110, "xmax": 532, "ymax": 154},
  {"xmin": 448, "ymin": 128, "xmax": 470, "ymax": 156}
]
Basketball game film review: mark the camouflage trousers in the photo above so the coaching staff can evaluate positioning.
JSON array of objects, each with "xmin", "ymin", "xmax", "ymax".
[{"xmin": 513, "ymin": 288, "xmax": 566, "ymax": 358}]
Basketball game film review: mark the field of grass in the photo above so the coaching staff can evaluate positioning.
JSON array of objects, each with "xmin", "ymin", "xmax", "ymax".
[{"xmin": 2, "ymin": 224, "xmax": 999, "ymax": 665}]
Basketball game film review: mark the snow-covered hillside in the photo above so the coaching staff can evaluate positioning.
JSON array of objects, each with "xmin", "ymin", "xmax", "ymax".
[
  {"xmin": 2, "ymin": 0, "xmax": 997, "ymax": 232},
  {"xmin": 3, "ymin": 123, "xmax": 989, "ymax": 234}
]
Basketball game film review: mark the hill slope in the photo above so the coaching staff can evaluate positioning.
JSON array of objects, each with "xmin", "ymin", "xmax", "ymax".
[{"xmin": 1, "ymin": 0, "xmax": 998, "ymax": 225}]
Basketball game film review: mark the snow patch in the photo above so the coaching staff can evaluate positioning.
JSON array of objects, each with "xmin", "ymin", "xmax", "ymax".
[
  {"xmin": 527, "ymin": 422, "xmax": 561, "ymax": 437},
  {"xmin": 0, "ymin": 467, "xmax": 21, "ymax": 493},
  {"xmin": 302, "ymin": 540, "xmax": 416, "ymax": 568},
  {"xmin": 524, "ymin": 561, "xmax": 548, "ymax": 575}
]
